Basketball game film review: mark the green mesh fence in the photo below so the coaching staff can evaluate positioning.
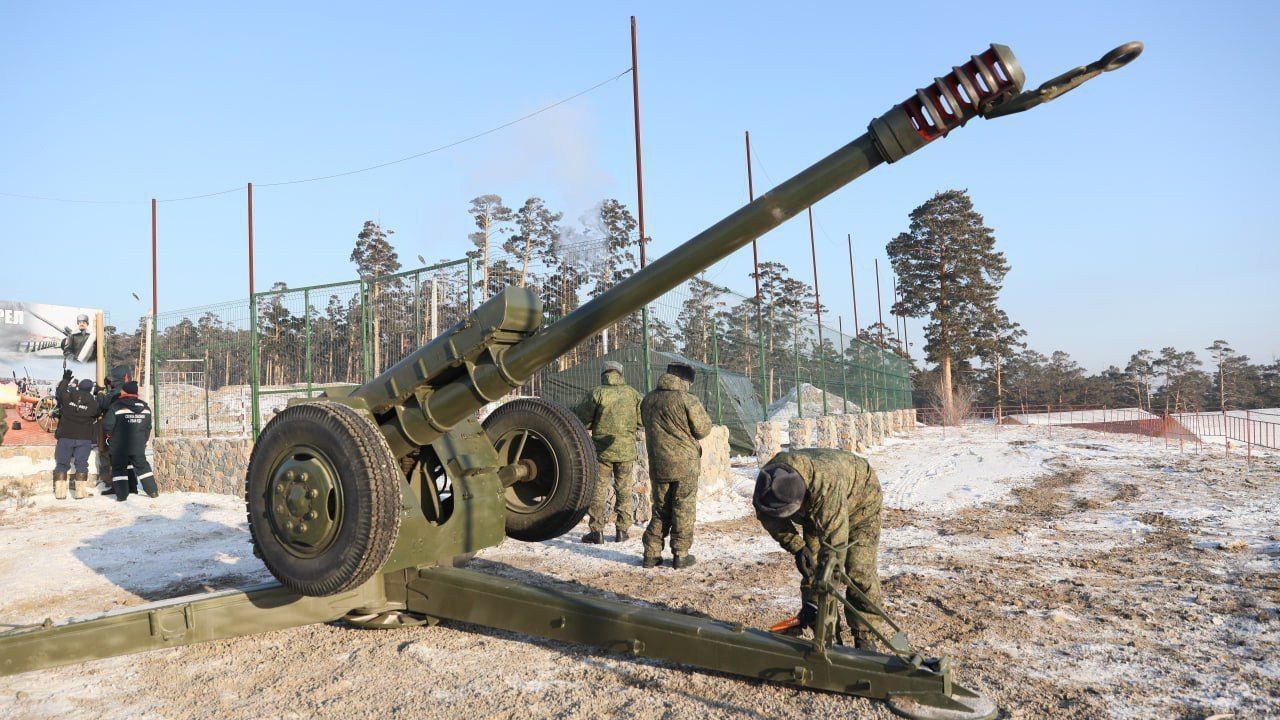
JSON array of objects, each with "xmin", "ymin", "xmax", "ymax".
[{"xmin": 149, "ymin": 238, "xmax": 911, "ymax": 443}]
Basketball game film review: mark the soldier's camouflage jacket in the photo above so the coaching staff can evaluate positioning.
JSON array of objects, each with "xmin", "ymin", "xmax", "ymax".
[
  {"xmin": 641, "ymin": 372, "xmax": 712, "ymax": 482},
  {"xmin": 576, "ymin": 372, "xmax": 643, "ymax": 463},
  {"xmin": 756, "ymin": 448, "xmax": 881, "ymax": 568}
]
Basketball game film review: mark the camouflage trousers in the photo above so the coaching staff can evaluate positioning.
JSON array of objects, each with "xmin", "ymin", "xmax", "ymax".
[
  {"xmin": 588, "ymin": 460, "xmax": 636, "ymax": 533},
  {"xmin": 642, "ymin": 476, "xmax": 697, "ymax": 557},
  {"xmin": 801, "ymin": 482, "xmax": 883, "ymax": 632}
]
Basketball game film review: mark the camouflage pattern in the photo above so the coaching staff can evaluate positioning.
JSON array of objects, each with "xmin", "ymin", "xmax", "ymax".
[
  {"xmin": 640, "ymin": 372, "xmax": 711, "ymax": 557},
  {"xmin": 642, "ymin": 476, "xmax": 698, "ymax": 556},
  {"xmin": 756, "ymin": 448, "xmax": 883, "ymax": 628},
  {"xmin": 578, "ymin": 370, "xmax": 643, "ymax": 533},
  {"xmin": 640, "ymin": 372, "xmax": 712, "ymax": 481},
  {"xmin": 589, "ymin": 459, "xmax": 636, "ymax": 533},
  {"xmin": 576, "ymin": 371, "xmax": 643, "ymax": 463}
]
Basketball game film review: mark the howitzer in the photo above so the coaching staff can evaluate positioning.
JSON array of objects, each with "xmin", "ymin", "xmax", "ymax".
[{"xmin": 0, "ymin": 41, "xmax": 1141, "ymax": 719}]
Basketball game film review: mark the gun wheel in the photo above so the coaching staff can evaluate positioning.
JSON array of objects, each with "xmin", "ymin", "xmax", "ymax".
[
  {"xmin": 245, "ymin": 401, "xmax": 401, "ymax": 597},
  {"xmin": 483, "ymin": 398, "xmax": 594, "ymax": 541}
]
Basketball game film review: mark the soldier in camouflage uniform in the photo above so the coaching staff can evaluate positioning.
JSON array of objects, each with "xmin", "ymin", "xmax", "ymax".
[
  {"xmin": 640, "ymin": 362, "xmax": 712, "ymax": 569},
  {"xmin": 576, "ymin": 360, "xmax": 643, "ymax": 544},
  {"xmin": 753, "ymin": 448, "xmax": 883, "ymax": 649}
]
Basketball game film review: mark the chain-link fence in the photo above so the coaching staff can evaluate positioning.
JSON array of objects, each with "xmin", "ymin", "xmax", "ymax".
[{"xmin": 149, "ymin": 238, "xmax": 911, "ymax": 445}]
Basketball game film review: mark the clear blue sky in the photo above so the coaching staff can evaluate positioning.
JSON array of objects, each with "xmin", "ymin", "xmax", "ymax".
[{"xmin": 2, "ymin": 1, "xmax": 1276, "ymax": 371}]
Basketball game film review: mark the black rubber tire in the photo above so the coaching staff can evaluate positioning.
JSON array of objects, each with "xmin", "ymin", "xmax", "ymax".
[
  {"xmin": 482, "ymin": 398, "xmax": 595, "ymax": 542},
  {"xmin": 245, "ymin": 402, "xmax": 402, "ymax": 597}
]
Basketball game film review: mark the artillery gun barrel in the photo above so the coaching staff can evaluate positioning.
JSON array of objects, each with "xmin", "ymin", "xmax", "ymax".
[{"xmin": 352, "ymin": 42, "xmax": 1144, "ymax": 457}]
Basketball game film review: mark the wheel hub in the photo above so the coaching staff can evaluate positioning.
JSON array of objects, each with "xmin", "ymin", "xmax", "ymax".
[{"xmin": 268, "ymin": 450, "xmax": 342, "ymax": 556}]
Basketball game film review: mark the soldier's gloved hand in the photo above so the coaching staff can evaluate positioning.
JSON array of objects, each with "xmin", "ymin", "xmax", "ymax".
[
  {"xmin": 63, "ymin": 369, "xmax": 74, "ymax": 381},
  {"xmin": 794, "ymin": 547, "xmax": 816, "ymax": 578},
  {"xmin": 797, "ymin": 601, "xmax": 819, "ymax": 629}
]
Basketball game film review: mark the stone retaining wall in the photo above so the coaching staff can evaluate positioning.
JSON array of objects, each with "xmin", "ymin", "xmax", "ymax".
[
  {"xmin": 0, "ymin": 445, "xmax": 104, "ymax": 496},
  {"xmin": 153, "ymin": 437, "xmax": 253, "ymax": 495},
  {"xmin": 755, "ymin": 409, "xmax": 918, "ymax": 458}
]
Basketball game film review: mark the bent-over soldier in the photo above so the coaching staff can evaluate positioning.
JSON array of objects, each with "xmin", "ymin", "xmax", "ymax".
[{"xmin": 753, "ymin": 448, "xmax": 883, "ymax": 648}]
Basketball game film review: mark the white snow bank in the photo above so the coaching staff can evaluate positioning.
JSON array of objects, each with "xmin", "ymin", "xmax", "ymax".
[
  {"xmin": 0, "ymin": 493, "xmax": 269, "ymax": 624},
  {"xmin": 1006, "ymin": 408, "xmax": 1155, "ymax": 426},
  {"xmin": 765, "ymin": 383, "xmax": 859, "ymax": 424}
]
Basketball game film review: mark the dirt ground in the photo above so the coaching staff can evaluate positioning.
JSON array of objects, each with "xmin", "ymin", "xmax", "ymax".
[{"xmin": 0, "ymin": 426, "xmax": 1276, "ymax": 719}]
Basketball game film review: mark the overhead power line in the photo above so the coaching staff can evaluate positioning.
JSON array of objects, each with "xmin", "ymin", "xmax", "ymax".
[{"xmin": 0, "ymin": 68, "xmax": 632, "ymax": 206}]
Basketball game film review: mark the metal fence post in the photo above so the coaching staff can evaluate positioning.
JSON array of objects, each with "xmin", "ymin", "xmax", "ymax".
[
  {"xmin": 794, "ymin": 319, "xmax": 802, "ymax": 419},
  {"xmin": 304, "ymin": 288, "xmax": 313, "ymax": 398},
  {"xmin": 711, "ymin": 317, "xmax": 722, "ymax": 424},
  {"xmin": 360, "ymin": 279, "xmax": 371, "ymax": 383},
  {"xmin": 150, "ymin": 316, "xmax": 160, "ymax": 437},
  {"xmin": 757, "ymin": 307, "xmax": 767, "ymax": 420},
  {"xmin": 642, "ymin": 306, "xmax": 653, "ymax": 391},
  {"xmin": 250, "ymin": 294, "xmax": 260, "ymax": 438},
  {"xmin": 203, "ymin": 349, "xmax": 211, "ymax": 438},
  {"xmin": 414, "ymin": 271, "xmax": 422, "ymax": 344},
  {"xmin": 466, "ymin": 256, "xmax": 475, "ymax": 313},
  {"xmin": 838, "ymin": 319, "xmax": 849, "ymax": 413}
]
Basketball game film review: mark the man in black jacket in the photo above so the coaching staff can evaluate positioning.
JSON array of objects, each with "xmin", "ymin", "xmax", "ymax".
[
  {"xmin": 53, "ymin": 369, "xmax": 103, "ymax": 500},
  {"xmin": 104, "ymin": 380, "xmax": 156, "ymax": 501}
]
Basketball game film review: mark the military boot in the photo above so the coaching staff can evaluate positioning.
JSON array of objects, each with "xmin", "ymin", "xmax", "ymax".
[
  {"xmin": 851, "ymin": 625, "xmax": 878, "ymax": 651},
  {"xmin": 672, "ymin": 554, "xmax": 697, "ymax": 570},
  {"xmin": 113, "ymin": 480, "xmax": 130, "ymax": 502},
  {"xmin": 53, "ymin": 471, "xmax": 68, "ymax": 500},
  {"xmin": 71, "ymin": 473, "xmax": 90, "ymax": 500},
  {"xmin": 580, "ymin": 530, "xmax": 603, "ymax": 544},
  {"xmin": 128, "ymin": 477, "xmax": 138, "ymax": 495},
  {"xmin": 140, "ymin": 476, "xmax": 159, "ymax": 498},
  {"xmin": 615, "ymin": 528, "xmax": 630, "ymax": 543},
  {"xmin": 641, "ymin": 555, "xmax": 662, "ymax": 569}
]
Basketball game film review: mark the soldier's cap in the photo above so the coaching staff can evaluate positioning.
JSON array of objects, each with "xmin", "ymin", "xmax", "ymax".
[
  {"xmin": 666, "ymin": 362, "xmax": 695, "ymax": 383},
  {"xmin": 602, "ymin": 361, "xmax": 624, "ymax": 375},
  {"xmin": 121, "ymin": 380, "xmax": 139, "ymax": 395},
  {"xmin": 753, "ymin": 463, "xmax": 806, "ymax": 518},
  {"xmin": 77, "ymin": 379, "xmax": 94, "ymax": 392},
  {"xmin": 76, "ymin": 314, "xmax": 89, "ymax": 324}
]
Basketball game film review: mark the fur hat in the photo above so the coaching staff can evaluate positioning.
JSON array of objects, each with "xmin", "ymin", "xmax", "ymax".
[
  {"xmin": 753, "ymin": 463, "xmax": 806, "ymax": 518},
  {"xmin": 602, "ymin": 361, "xmax": 624, "ymax": 375},
  {"xmin": 666, "ymin": 362, "xmax": 695, "ymax": 383}
]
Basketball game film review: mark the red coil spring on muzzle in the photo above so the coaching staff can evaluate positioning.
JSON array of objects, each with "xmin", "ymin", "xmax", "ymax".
[{"xmin": 904, "ymin": 45, "xmax": 1025, "ymax": 140}]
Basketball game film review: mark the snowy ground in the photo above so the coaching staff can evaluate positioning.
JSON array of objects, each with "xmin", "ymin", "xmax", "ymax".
[{"xmin": 0, "ymin": 425, "xmax": 1276, "ymax": 719}]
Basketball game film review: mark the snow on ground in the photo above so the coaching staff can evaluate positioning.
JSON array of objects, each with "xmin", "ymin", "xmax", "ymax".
[
  {"xmin": 764, "ymin": 383, "xmax": 860, "ymax": 424},
  {"xmin": 1, "ymin": 424, "xmax": 1276, "ymax": 719},
  {"xmin": 0, "ymin": 493, "xmax": 268, "ymax": 625}
]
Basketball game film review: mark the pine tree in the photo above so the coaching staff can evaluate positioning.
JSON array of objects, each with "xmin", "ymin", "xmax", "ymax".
[
  {"xmin": 888, "ymin": 190, "xmax": 1008, "ymax": 403},
  {"xmin": 350, "ymin": 221, "xmax": 401, "ymax": 375},
  {"xmin": 506, "ymin": 198, "xmax": 562, "ymax": 288},
  {"xmin": 972, "ymin": 307, "xmax": 1025, "ymax": 416},
  {"xmin": 1125, "ymin": 350, "xmax": 1155, "ymax": 411},
  {"xmin": 467, "ymin": 195, "xmax": 513, "ymax": 301},
  {"xmin": 677, "ymin": 275, "xmax": 728, "ymax": 363}
]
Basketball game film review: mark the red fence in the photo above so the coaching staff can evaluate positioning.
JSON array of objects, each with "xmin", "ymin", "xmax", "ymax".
[{"xmin": 915, "ymin": 404, "xmax": 1278, "ymax": 462}]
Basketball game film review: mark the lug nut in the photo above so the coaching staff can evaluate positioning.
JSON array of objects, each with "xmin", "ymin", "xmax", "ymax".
[
  {"xmin": 275, "ymin": 484, "xmax": 284, "ymax": 494},
  {"xmin": 299, "ymin": 472, "xmax": 309, "ymax": 482},
  {"xmin": 275, "ymin": 504, "xmax": 285, "ymax": 514},
  {"xmin": 285, "ymin": 471, "xmax": 295, "ymax": 481},
  {"xmin": 298, "ymin": 523, "xmax": 309, "ymax": 533},
  {"xmin": 306, "ymin": 488, "xmax": 319, "ymax": 499},
  {"xmin": 285, "ymin": 521, "xmax": 294, "ymax": 531},
  {"xmin": 307, "ymin": 511, "xmax": 318, "ymax": 520}
]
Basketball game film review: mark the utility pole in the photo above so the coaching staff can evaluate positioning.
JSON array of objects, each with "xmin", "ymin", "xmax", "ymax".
[
  {"xmin": 747, "ymin": 131, "xmax": 766, "ymax": 418},
  {"xmin": 631, "ymin": 16, "xmax": 652, "ymax": 391},
  {"xmin": 847, "ymin": 233, "xmax": 860, "ymax": 335},
  {"xmin": 808, "ymin": 208, "xmax": 828, "ymax": 416},
  {"xmin": 874, "ymin": 258, "xmax": 885, "ymax": 349}
]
